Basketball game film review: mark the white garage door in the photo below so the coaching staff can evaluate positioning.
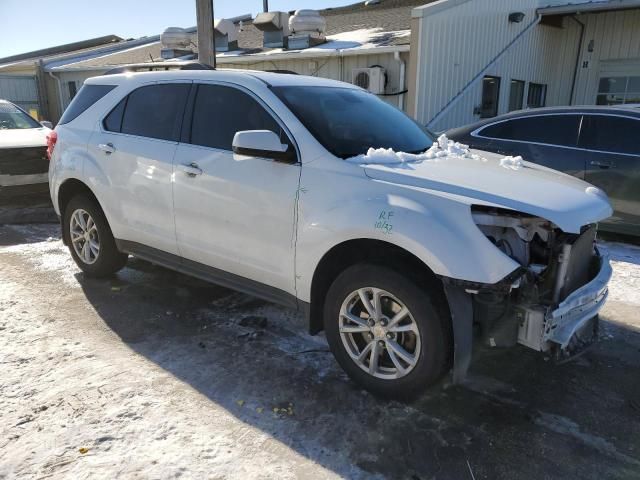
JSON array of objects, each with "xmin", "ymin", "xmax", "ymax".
[{"xmin": 597, "ymin": 59, "xmax": 640, "ymax": 106}]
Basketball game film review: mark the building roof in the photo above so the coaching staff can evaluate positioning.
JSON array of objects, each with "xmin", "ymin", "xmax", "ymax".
[
  {"xmin": 53, "ymin": 0, "xmax": 429, "ymax": 71},
  {"xmin": 0, "ymin": 35, "xmax": 123, "ymax": 65},
  {"xmin": 538, "ymin": 0, "xmax": 640, "ymax": 15}
]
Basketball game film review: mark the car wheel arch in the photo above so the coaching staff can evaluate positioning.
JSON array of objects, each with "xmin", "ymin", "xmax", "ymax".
[
  {"xmin": 57, "ymin": 179, "xmax": 107, "ymax": 244},
  {"xmin": 307, "ymin": 238, "xmax": 451, "ymax": 339}
]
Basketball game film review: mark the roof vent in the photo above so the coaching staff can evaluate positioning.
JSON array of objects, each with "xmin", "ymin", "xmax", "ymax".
[
  {"xmin": 160, "ymin": 27, "xmax": 194, "ymax": 59},
  {"xmin": 287, "ymin": 10, "xmax": 326, "ymax": 50},
  {"xmin": 254, "ymin": 11, "xmax": 290, "ymax": 48},
  {"xmin": 214, "ymin": 18, "xmax": 239, "ymax": 52}
]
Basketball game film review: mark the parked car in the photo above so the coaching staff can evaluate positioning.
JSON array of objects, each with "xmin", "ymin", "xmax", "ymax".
[
  {"xmin": 446, "ymin": 106, "xmax": 640, "ymax": 236},
  {"xmin": 49, "ymin": 69, "xmax": 613, "ymax": 398},
  {"xmin": 0, "ymin": 100, "xmax": 53, "ymax": 200}
]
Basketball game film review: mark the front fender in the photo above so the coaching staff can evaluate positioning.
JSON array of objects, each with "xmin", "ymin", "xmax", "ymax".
[{"xmin": 295, "ymin": 163, "xmax": 520, "ymax": 303}]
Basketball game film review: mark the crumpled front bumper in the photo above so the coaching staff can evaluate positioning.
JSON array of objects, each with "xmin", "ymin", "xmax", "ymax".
[{"xmin": 544, "ymin": 252, "xmax": 612, "ymax": 349}]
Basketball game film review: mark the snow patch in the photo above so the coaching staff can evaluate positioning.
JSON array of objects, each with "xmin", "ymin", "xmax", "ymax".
[
  {"xmin": 599, "ymin": 241, "xmax": 640, "ymax": 306},
  {"xmin": 346, "ymin": 134, "xmax": 481, "ymax": 165},
  {"xmin": 500, "ymin": 156, "xmax": 524, "ymax": 171}
]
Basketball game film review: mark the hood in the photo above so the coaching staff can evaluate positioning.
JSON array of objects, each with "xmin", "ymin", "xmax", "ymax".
[
  {"xmin": 363, "ymin": 150, "xmax": 613, "ymax": 233},
  {"xmin": 0, "ymin": 127, "xmax": 50, "ymax": 148}
]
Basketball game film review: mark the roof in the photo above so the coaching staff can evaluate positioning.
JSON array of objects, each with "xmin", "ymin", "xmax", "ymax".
[
  {"xmin": 53, "ymin": 0, "xmax": 429, "ymax": 71},
  {"xmin": 0, "ymin": 36, "xmax": 130, "ymax": 72},
  {"xmin": 0, "ymin": 35, "xmax": 123, "ymax": 65},
  {"xmin": 538, "ymin": 0, "xmax": 640, "ymax": 15}
]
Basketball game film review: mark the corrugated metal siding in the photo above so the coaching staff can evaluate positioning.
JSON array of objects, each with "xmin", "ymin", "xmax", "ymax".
[
  {"xmin": 412, "ymin": 0, "xmax": 583, "ymax": 130},
  {"xmin": 222, "ymin": 52, "xmax": 408, "ymax": 110},
  {"xmin": 0, "ymin": 75, "xmax": 40, "ymax": 116},
  {"xmin": 572, "ymin": 9, "xmax": 640, "ymax": 104}
]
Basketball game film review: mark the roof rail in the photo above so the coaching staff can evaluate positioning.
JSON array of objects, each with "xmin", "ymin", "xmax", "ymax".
[
  {"xmin": 265, "ymin": 69, "xmax": 299, "ymax": 75},
  {"xmin": 102, "ymin": 61, "xmax": 214, "ymax": 76}
]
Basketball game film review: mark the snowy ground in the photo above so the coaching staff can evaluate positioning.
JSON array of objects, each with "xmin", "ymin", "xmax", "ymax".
[{"xmin": 1, "ymin": 224, "xmax": 639, "ymax": 480}]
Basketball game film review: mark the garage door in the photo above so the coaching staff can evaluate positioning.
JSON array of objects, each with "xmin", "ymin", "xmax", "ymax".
[
  {"xmin": 0, "ymin": 75, "xmax": 41, "ymax": 119},
  {"xmin": 596, "ymin": 59, "xmax": 640, "ymax": 106}
]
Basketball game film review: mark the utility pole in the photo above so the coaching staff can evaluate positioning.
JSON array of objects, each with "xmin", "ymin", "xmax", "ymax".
[
  {"xmin": 263, "ymin": 1, "xmax": 269, "ymax": 12},
  {"xmin": 196, "ymin": 0, "xmax": 216, "ymax": 68}
]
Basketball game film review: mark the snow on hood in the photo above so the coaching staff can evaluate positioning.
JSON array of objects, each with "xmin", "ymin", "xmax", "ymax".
[
  {"xmin": 362, "ymin": 145, "xmax": 613, "ymax": 233},
  {"xmin": 346, "ymin": 134, "xmax": 482, "ymax": 165},
  {"xmin": 0, "ymin": 127, "xmax": 50, "ymax": 148}
]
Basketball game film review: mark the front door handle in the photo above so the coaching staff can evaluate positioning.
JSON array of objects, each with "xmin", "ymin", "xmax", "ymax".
[
  {"xmin": 179, "ymin": 163, "xmax": 202, "ymax": 177},
  {"xmin": 590, "ymin": 160, "xmax": 613, "ymax": 169},
  {"xmin": 98, "ymin": 143, "xmax": 115, "ymax": 154}
]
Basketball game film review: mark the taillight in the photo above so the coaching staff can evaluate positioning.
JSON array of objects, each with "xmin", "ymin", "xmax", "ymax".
[{"xmin": 46, "ymin": 131, "xmax": 57, "ymax": 160}]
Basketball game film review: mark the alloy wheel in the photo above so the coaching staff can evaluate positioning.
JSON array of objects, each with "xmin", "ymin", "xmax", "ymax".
[
  {"xmin": 70, "ymin": 208, "xmax": 100, "ymax": 265},
  {"xmin": 339, "ymin": 287, "xmax": 421, "ymax": 380}
]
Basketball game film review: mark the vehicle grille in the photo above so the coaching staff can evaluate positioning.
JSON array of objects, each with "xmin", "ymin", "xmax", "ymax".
[{"xmin": 0, "ymin": 146, "xmax": 49, "ymax": 176}]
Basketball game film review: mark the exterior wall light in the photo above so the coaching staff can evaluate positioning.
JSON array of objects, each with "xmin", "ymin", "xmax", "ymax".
[{"xmin": 509, "ymin": 12, "xmax": 526, "ymax": 23}]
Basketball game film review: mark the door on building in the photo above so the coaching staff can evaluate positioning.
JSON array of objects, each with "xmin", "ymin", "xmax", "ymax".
[{"xmin": 580, "ymin": 113, "xmax": 640, "ymax": 234}]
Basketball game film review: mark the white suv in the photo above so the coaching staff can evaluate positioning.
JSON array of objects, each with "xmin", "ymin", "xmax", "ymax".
[{"xmin": 49, "ymin": 67, "xmax": 613, "ymax": 398}]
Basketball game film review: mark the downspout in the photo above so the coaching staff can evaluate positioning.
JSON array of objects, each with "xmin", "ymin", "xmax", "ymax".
[
  {"xmin": 48, "ymin": 71, "xmax": 64, "ymax": 121},
  {"xmin": 568, "ymin": 15, "xmax": 585, "ymax": 105},
  {"xmin": 394, "ymin": 51, "xmax": 406, "ymax": 111}
]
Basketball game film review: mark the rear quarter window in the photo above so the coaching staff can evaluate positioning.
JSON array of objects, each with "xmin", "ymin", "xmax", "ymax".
[
  {"xmin": 58, "ymin": 84, "xmax": 116, "ymax": 125},
  {"xmin": 479, "ymin": 115, "xmax": 581, "ymax": 148}
]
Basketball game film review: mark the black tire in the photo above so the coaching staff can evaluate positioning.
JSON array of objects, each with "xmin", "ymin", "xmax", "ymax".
[
  {"xmin": 63, "ymin": 195, "xmax": 128, "ymax": 277},
  {"xmin": 324, "ymin": 264, "xmax": 451, "ymax": 399}
]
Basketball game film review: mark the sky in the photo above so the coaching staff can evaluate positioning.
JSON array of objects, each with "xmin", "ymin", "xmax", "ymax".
[{"xmin": 0, "ymin": 0, "xmax": 351, "ymax": 58}]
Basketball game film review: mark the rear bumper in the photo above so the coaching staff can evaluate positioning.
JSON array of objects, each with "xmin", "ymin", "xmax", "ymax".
[{"xmin": 545, "ymin": 252, "xmax": 612, "ymax": 349}]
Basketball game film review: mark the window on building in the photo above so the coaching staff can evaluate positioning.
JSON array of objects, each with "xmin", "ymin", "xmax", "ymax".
[
  {"xmin": 67, "ymin": 81, "xmax": 78, "ymax": 101},
  {"xmin": 58, "ymin": 84, "xmax": 116, "ymax": 125},
  {"xmin": 596, "ymin": 76, "xmax": 640, "ymax": 105},
  {"xmin": 120, "ymin": 84, "xmax": 190, "ymax": 141},
  {"xmin": 189, "ymin": 84, "xmax": 286, "ymax": 150},
  {"xmin": 527, "ymin": 83, "xmax": 547, "ymax": 108},
  {"xmin": 479, "ymin": 114, "xmax": 581, "ymax": 147},
  {"xmin": 508, "ymin": 80, "xmax": 525, "ymax": 112},
  {"xmin": 479, "ymin": 76, "xmax": 501, "ymax": 118},
  {"xmin": 579, "ymin": 115, "xmax": 639, "ymax": 155}
]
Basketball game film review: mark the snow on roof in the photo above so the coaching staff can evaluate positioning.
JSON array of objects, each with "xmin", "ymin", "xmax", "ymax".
[{"xmin": 51, "ymin": 0, "xmax": 423, "ymax": 71}]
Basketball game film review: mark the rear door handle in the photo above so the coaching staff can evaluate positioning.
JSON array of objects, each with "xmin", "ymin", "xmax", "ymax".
[
  {"xmin": 178, "ymin": 163, "xmax": 202, "ymax": 177},
  {"xmin": 590, "ymin": 160, "xmax": 613, "ymax": 169},
  {"xmin": 98, "ymin": 143, "xmax": 115, "ymax": 154}
]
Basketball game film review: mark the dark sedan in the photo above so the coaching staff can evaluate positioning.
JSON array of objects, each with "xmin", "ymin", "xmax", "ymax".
[{"xmin": 447, "ymin": 106, "xmax": 640, "ymax": 236}]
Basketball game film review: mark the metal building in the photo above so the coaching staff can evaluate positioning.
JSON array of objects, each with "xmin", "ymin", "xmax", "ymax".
[{"xmin": 407, "ymin": 0, "xmax": 640, "ymax": 131}]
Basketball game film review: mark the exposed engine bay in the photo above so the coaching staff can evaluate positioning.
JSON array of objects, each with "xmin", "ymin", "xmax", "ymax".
[{"xmin": 468, "ymin": 206, "xmax": 607, "ymax": 358}]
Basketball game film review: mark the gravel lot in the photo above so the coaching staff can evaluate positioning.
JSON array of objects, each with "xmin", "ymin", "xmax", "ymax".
[{"xmin": 1, "ymin": 222, "xmax": 639, "ymax": 480}]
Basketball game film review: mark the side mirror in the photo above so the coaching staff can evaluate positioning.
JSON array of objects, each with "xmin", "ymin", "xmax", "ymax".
[
  {"xmin": 40, "ymin": 121, "xmax": 53, "ymax": 129},
  {"xmin": 232, "ymin": 130, "xmax": 296, "ymax": 163}
]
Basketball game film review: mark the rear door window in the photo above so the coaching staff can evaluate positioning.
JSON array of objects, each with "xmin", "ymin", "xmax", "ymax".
[
  {"xmin": 479, "ymin": 114, "xmax": 581, "ymax": 148},
  {"xmin": 58, "ymin": 84, "xmax": 116, "ymax": 125},
  {"xmin": 188, "ymin": 84, "xmax": 287, "ymax": 150},
  {"xmin": 118, "ymin": 83, "xmax": 191, "ymax": 141},
  {"xmin": 579, "ymin": 115, "xmax": 639, "ymax": 155}
]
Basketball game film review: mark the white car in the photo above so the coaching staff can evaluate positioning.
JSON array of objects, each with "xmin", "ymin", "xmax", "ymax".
[
  {"xmin": 0, "ymin": 100, "xmax": 52, "ymax": 198},
  {"xmin": 48, "ymin": 67, "xmax": 613, "ymax": 398}
]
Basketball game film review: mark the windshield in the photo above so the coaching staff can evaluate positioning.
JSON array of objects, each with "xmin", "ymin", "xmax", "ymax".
[
  {"xmin": 0, "ymin": 102, "xmax": 42, "ymax": 130},
  {"xmin": 272, "ymin": 86, "xmax": 435, "ymax": 159}
]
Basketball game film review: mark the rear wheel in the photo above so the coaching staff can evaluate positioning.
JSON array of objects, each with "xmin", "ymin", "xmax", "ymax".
[
  {"xmin": 324, "ymin": 264, "xmax": 451, "ymax": 399},
  {"xmin": 64, "ymin": 195, "xmax": 128, "ymax": 277}
]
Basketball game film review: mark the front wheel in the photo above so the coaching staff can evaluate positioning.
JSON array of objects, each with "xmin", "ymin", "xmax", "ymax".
[
  {"xmin": 64, "ymin": 195, "xmax": 128, "ymax": 277},
  {"xmin": 324, "ymin": 264, "xmax": 451, "ymax": 399}
]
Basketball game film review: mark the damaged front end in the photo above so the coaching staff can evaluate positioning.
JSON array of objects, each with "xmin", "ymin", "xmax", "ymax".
[{"xmin": 445, "ymin": 206, "xmax": 612, "ymax": 382}]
